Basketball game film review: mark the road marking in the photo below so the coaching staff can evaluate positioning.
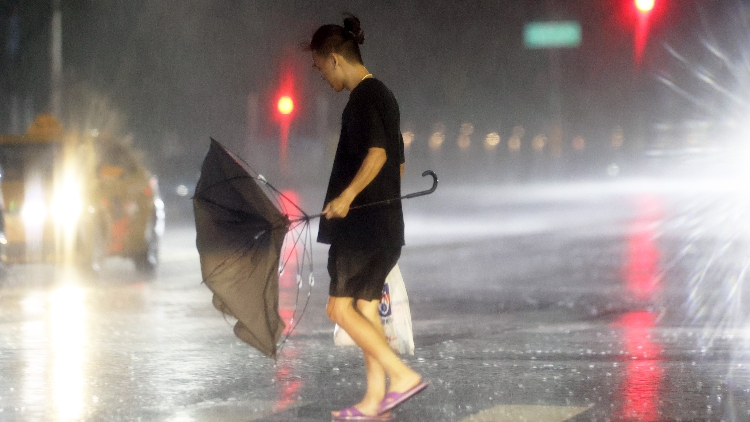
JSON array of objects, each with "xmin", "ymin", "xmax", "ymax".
[{"xmin": 460, "ymin": 405, "xmax": 591, "ymax": 422}]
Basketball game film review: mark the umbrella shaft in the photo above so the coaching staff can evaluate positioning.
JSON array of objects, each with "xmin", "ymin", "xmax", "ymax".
[{"xmin": 291, "ymin": 170, "xmax": 438, "ymax": 224}]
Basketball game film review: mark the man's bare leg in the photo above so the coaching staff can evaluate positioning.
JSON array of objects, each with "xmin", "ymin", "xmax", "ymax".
[
  {"xmin": 358, "ymin": 300, "xmax": 388, "ymax": 413},
  {"xmin": 330, "ymin": 299, "xmax": 387, "ymax": 416},
  {"xmin": 328, "ymin": 296, "xmax": 422, "ymax": 415}
]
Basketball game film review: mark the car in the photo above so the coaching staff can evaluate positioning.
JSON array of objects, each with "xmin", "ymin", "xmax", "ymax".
[
  {"xmin": 0, "ymin": 114, "xmax": 165, "ymax": 275},
  {"xmin": 79, "ymin": 139, "xmax": 165, "ymax": 274}
]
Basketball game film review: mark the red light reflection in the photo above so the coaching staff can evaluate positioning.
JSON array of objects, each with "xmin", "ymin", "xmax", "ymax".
[
  {"xmin": 274, "ymin": 189, "xmax": 303, "ymax": 410},
  {"xmin": 274, "ymin": 346, "xmax": 302, "ymax": 412},
  {"xmin": 623, "ymin": 194, "xmax": 662, "ymax": 300},
  {"xmin": 277, "ymin": 190, "xmax": 302, "ymax": 219},
  {"xmin": 277, "ymin": 189, "xmax": 302, "ymax": 336},
  {"xmin": 613, "ymin": 311, "xmax": 663, "ymax": 421},
  {"xmin": 616, "ymin": 194, "xmax": 664, "ymax": 420}
]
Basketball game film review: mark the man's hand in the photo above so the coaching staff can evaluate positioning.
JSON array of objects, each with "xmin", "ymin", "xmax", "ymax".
[{"xmin": 323, "ymin": 190, "xmax": 356, "ymax": 219}]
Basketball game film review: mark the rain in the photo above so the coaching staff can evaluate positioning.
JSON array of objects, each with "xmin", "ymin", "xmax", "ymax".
[{"xmin": 2, "ymin": 0, "xmax": 750, "ymax": 421}]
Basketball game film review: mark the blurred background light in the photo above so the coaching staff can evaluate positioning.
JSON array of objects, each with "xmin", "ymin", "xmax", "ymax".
[
  {"xmin": 429, "ymin": 122, "xmax": 445, "ymax": 151},
  {"xmin": 484, "ymin": 132, "xmax": 500, "ymax": 150},
  {"xmin": 457, "ymin": 123, "xmax": 474, "ymax": 150},
  {"xmin": 508, "ymin": 136, "xmax": 521, "ymax": 152},
  {"xmin": 532, "ymin": 134, "xmax": 547, "ymax": 152},
  {"xmin": 402, "ymin": 131, "xmax": 414, "ymax": 149},
  {"xmin": 572, "ymin": 136, "xmax": 586, "ymax": 151},
  {"xmin": 611, "ymin": 126, "xmax": 625, "ymax": 149}
]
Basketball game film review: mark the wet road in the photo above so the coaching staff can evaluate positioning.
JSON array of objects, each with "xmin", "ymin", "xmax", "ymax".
[{"xmin": 2, "ymin": 178, "xmax": 750, "ymax": 421}]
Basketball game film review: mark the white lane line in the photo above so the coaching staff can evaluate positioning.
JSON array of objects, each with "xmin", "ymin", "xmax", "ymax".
[{"xmin": 460, "ymin": 405, "xmax": 591, "ymax": 422}]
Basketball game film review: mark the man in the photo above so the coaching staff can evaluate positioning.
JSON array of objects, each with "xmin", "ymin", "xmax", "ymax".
[{"xmin": 307, "ymin": 15, "xmax": 428, "ymax": 421}]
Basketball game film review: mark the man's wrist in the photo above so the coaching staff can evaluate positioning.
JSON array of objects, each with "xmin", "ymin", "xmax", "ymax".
[{"xmin": 340, "ymin": 188, "xmax": 357, "ymax": 203}]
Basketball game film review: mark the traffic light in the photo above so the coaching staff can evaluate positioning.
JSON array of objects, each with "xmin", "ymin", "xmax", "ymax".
[
  {"xmin": 277, "ymin": 96, "xmax": 294, "ymax": 116},
  {"xmin": 633, "ymin": 0, "xmax": 657, "ymax": 66},
  {"xmin": 635, "ymin": 0, "xmax": 654, "ymax": 13},
  {"xmin": 275, "ymin": 72, "xmax": 296, "ymax": 173}
]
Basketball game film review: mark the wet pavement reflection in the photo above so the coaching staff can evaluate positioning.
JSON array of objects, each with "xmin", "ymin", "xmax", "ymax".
[
  {"xmin": 1, "ymin": 181, "xmax": 750, "ymax": 421},
  {"xmin": 276, "ymin": 189, "xmax": 306, "ymax": 414},
  {"xmin": 614, "ymin": 311, "xmax": 662, "ymax": 421}
]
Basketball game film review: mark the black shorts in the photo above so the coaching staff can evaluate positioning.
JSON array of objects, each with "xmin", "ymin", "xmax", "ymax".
[{"xmin": 327, "ymin": 244, "xmax": 402, "ymax": 301}]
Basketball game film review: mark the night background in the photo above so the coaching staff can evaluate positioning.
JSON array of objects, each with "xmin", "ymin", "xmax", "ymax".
[
  {"xmin": 0, "ymin": 1, "xmax": 745, "ymax": 189},
  {"xmin": 6, "ymin": 2, "xmax": 750, "ymax": 421}
]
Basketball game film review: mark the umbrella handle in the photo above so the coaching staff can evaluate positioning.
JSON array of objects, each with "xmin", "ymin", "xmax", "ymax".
[
  {"xmin": 402, "ymin": 170, "xmax": 438, "ymax": 199},
  {"xmin": 300, "ymin": 170, "xmax": 438, "ymax": 222}
]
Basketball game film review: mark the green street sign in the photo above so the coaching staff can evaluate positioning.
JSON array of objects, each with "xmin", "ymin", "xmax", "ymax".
[{"xmin": 524, "ymin": 21, "xmax": 582, "ymax": 49}]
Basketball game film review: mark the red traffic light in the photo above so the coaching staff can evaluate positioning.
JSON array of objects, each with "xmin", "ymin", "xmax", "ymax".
[
  {"xmin": 635, "ymin": 0, "xmax": 654, "ymax": 13},
  {"xmin": 277, "ymin": 96, "xmax": 294, "ymax": 115}
]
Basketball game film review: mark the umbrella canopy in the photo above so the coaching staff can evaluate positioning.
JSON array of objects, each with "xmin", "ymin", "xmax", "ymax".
[{"xmin": 193, "ymin": 139, "xmax": 289, "ymax": 358}]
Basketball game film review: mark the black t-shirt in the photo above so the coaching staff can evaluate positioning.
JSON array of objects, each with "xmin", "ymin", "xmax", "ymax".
[{"xmin": 317, "ymin": 78, "xmax": 405, "ymax": 249}]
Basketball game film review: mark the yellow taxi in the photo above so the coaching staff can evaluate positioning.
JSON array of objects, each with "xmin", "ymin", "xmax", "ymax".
[{"xmin": 0, "ymin": 115, "xmax": 165, "ymax": 274}]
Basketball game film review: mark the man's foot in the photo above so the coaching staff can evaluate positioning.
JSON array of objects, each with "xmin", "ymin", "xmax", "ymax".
[
  {"xmin": 378, "ymin": 377, "xmax": 428, "ymax": 415},
  {"xmin": 331, "ymin": 397, "xmax": 383, "ymax": 418},
  {"xmin": 332, "ymin": 405, "xmax": 392, "ymax": 420},
  {"xmin": 386, "ymin": 371, "xmax": 423, "ymax": 396}
]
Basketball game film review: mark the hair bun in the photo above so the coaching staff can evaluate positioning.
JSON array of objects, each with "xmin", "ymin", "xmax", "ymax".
[{"xmin": 343, "ymin": 14, "xmax": 365, "ymax": 45}]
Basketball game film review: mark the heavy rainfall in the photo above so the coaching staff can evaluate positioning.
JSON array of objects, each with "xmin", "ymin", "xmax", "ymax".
[{"xmin": 1, "ymin": 1, "xmax": 750, "ymax": 421}]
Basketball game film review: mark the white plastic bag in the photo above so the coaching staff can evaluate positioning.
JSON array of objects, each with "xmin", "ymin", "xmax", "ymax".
[
  {"xmin": 333, "ymin": 264, "xmax": 415, "ymax": 355},
  {"xmin": 380, "ymin": 264, "xmax": 415, "ymax": 355}
]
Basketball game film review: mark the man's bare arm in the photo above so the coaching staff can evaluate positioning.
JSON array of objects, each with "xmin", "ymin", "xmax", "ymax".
[{"xmin": 323, "ymin": 147, "xmax": 387, "ymax": 219}]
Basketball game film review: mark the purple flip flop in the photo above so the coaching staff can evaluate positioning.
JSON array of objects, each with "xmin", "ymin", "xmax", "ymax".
[
  {"xmin": 333, "ymin": 406, "xmax": 393, "ymax": 421},
  {"xmin": 378, "ymin": 381, "xmax": 429, "ymax": 414}
]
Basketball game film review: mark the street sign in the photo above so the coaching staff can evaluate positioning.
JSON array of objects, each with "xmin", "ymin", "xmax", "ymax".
[{"xmin": 524, "ymin": 21, "xmax": 582, "ymax": 49}]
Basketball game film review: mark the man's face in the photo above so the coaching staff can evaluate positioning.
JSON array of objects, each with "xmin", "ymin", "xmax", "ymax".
[{"xmin": 312, "ymin": 52, "xmax": 344, "ymax": 92}]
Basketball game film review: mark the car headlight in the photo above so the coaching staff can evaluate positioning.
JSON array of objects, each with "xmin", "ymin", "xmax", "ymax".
[
  {"xmin": 51, "ymin": 189, "xmax": 82, "ymax": 223},
  {"xmin": 21, "ymin": 198, "xmax": 47, "ymax": 227}
]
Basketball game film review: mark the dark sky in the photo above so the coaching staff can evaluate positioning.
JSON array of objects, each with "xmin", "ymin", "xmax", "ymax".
[{"xmin": 0, "ymin": 0, "xmax": 736, "ymax": 177}]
